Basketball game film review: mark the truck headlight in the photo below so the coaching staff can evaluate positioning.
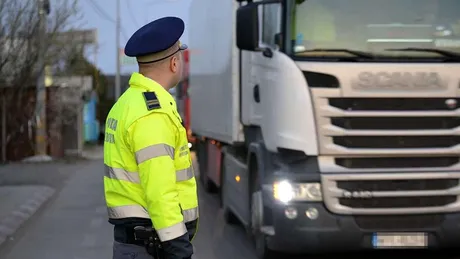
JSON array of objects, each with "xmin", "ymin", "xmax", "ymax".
[{"xmin": 273, "ymin": 181, "xmax": 322, "ymax": 203}]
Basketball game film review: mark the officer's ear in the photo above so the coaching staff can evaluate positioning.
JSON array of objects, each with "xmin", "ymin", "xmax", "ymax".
[{"xmin": 170, "ymin": 55, "xmax": 179, "ymax": 73}]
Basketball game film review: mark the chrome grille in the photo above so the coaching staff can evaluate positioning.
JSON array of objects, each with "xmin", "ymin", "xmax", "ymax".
[
  {"xmin": 331, "ymin": 117, "xmax": 460, "ymax": 130},
  {"xmin": 335, "ymin": 157, "xmax": 459, "ymax": 169},
  {"xmin": 305, "ymin": 64, "xmax": 460, "ymax": 215},
  {"xmin": 336, "ymin": 178, "xmax": 458, "ymax": 191},
  {"xmin": 339, "ymin": 196, "xmax": 456, "ymax": 208},
  {"xmin": 322, "ymin": 173, "xmax": 460, "ymax": 215},
  {"xmin": 310, "ymin": 79, "xmax": 460, "ymax": 214},
  {"xmin": 311, "ymin": 89, "xmax": 460, "ymax": 170},
  {"xmin": 328, "ymin": 98, "xmax": 460, "ymax": 111},
  {"xmin": 312, "ymin": 91, "xmax": 460, "ymax": 156},
  {"xmin": 333, "ymin": 136, "xmax": 460, "ymax": 149}
]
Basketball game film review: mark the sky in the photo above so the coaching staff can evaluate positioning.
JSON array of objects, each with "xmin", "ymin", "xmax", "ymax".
[{"xmin": 78, "ymin": 0, "xmax": 192, "ymax": 75}]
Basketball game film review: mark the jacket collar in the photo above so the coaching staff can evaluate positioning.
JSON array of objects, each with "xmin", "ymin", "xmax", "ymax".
[{"xmin": 129, "ymin": 72, "xmax": 176, "ymax": 107}]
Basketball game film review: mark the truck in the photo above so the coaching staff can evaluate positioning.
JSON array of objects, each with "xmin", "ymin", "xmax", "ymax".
[{"xmin": 188, "ymin": 0, "xmax": 460, "ymax": 258}]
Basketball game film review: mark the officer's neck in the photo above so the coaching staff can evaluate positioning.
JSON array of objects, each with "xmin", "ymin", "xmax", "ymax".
[{"xmin": 139, "ymin": 71, "xmax": 173, "ymax": 91}]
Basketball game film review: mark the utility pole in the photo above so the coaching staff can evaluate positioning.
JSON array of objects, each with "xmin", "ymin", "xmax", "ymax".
[
  {"xmin": 115, "ymin": 0, "xmax": 121, "ymax": 100},
  {"xmin": 35, "ymin": 0, "xmax": 49, "ymax": 156},
  {"xmin": 1, "ymin": 95, "xmax": 6, "ymax": 162}
]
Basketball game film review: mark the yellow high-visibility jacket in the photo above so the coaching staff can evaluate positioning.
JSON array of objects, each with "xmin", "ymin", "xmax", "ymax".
[{"xmin": 103, "ymin": 72, "xmax": 199, "ymax": 243}]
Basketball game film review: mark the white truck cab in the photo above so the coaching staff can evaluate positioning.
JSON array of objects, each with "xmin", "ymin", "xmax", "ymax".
[{"xmin": 189, "ymin": 0, "xmax": 460, "ymax": 257}]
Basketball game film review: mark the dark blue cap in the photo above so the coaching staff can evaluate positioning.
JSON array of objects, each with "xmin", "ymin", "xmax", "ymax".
[{"xmin": 125, "ymin": 16, "xmax": 185, "ymax": 58}]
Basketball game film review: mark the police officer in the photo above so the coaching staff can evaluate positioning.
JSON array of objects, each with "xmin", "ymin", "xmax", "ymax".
[{"xmin": 103, "ymin": 16, "xmax": 198, "ymax": 259}]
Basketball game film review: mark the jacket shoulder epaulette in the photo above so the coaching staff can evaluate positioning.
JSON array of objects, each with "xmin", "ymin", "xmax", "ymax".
[{"xmin": 142, "ymin": 92, "xmax": 161, "ymax": 111}]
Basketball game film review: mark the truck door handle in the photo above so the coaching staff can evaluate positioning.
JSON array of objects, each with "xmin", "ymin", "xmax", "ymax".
[{"xmin": 253, "ymin": 85, "xmax": 260, "ymax": 103}]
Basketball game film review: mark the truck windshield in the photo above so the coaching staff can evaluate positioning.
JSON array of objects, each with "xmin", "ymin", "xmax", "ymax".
[{"xmin": 291, "ymin": 0, "xmax": 460, "ymax": 59}]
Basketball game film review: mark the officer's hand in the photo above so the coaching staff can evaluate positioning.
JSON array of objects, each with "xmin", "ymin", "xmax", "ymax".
[
  {"xmin": 185, "ymin": 219, "xmax": 198, "ymax": 241},
  {"xmin": 161, "ymin": 232, "xmax": 193, "ymax": 259}
]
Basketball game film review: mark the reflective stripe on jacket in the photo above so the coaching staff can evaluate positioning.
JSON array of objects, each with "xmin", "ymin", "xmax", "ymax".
[{"xmin": 103, "ymin": 72, "xmax": 199, "ymax": 242}]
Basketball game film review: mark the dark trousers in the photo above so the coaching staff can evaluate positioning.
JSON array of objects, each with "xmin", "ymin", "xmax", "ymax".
[
  {"xmin": 113, "ymin": 241, "xmax": 154, "ymax": 259},
  {"xmin": 113, "ymin": 241, "xmax": 196, "ymax": 259}
]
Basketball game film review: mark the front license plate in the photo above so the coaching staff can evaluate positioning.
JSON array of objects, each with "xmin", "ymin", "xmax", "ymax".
[{"xmin": 372, "ymin": 233, "xmax": 428, "ymax": 249}]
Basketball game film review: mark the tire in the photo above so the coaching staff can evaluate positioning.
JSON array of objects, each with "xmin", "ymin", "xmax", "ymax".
[
  {"xmin": 250, "ymin": 166, "xmax": 278, "ymax": 259},
  {"xmin": 220, "ymin": 155, "xmax": 238, "ymax": 224},
  {"xmin": 197, "ymin": 140, "xmax": 216, "ymax": 193}
]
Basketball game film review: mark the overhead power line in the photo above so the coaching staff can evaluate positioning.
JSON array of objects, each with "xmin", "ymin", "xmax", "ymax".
[
  {"xmin": 85, "ymin": 0, "xmax": 129, "ymax": 40},
  {"xmin": 86, "ymin": 0, "xmax": 116, "ymax": 23},
  {"xmin": 126, "ymin": 1, "xmax": 140, "ymax": 28}
]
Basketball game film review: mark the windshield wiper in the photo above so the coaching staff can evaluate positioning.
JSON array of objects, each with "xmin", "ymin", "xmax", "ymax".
[
  {"xmin": 295, "ymin": 48, "xmax": 375, "ymax": 59},
  {"xmin": 385, "ymin": 47, "xmax": 460, "ymax": 59}
]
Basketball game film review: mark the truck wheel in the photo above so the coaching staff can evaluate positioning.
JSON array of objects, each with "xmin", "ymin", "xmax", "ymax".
[
  {"xmin": 250, "ymin": 169, "xmax": 277, "ymax": 259},
  {"xmin": 220, "ymin": 155, "xmax": 238, "ymax": 224}
]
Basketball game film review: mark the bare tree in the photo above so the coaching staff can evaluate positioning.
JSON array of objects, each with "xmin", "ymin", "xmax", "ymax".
[{"xmin": 0, "ymin": 0, "xmax": 84, "ymax": 161}]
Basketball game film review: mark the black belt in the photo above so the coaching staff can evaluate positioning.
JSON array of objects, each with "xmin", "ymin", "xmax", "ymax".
[
  {"xmin": 114, "ymin": 224, "xmax": 147, "ymax": 246},
  {"xmin": 114, "ymin": 224, "xmax": 165, "ymax": 258}
]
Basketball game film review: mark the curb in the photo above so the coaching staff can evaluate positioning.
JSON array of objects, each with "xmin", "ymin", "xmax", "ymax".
[{"xmin": 0, "ymin": 186, "xmax": 55, "ymax": 246}]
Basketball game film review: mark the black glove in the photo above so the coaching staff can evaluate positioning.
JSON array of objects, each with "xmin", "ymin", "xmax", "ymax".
[
  {"xmin": 161, "ymin": 232, "xmax": 193, "ymax": 259},
  {"xmin": 185, "ymin": 219, "xmax": 198, "ymax": 241}
]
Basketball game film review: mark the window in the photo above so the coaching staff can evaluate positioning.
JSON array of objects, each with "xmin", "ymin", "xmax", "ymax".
[
  {"xmin": 262, "ymin": 3, "xmax": 282, "ymax": 48},
  {"xmin": 291, "ymin": 0, "xmax": 460, "ymax": 57}
]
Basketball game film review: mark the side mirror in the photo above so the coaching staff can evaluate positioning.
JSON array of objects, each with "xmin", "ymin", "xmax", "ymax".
[
  {"xmin": 236, "ymin": 0, "xmax": 281, "ymax": 51},
  {"xmin": 236, "ymin": 3, "xmax": 259, "ymax": 51}
]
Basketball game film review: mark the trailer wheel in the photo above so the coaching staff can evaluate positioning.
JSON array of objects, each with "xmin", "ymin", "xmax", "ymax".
[
  {"xmin": 250, "ymin": 163, "xmax": 278, "ymax": 259},
  {"xmin": 220, "ymin": 154, "xmax": 239, "ymax": 224},
  {"xmin": 197, "ymin": 140, "xmax": 216, "ymax": 193}
]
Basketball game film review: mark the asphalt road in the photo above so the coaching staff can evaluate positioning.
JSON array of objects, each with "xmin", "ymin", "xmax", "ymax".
[
  {"xmin": 0, "ymin": 158, "xmax": 458, "ymax": 259},
  {"xmin": 0, "ymin": 158, "xmax": 258, "ymax": 259}
]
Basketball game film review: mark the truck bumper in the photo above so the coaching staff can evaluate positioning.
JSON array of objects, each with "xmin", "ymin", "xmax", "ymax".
[{"xmin": 266, "ymin": 202, "xmax": 460, "ymax": 254}]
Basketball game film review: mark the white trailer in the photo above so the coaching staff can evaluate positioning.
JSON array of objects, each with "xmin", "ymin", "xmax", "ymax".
[{"xmin": 189, "ymin": 0, "xmax": 460, "ymax": 257}]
